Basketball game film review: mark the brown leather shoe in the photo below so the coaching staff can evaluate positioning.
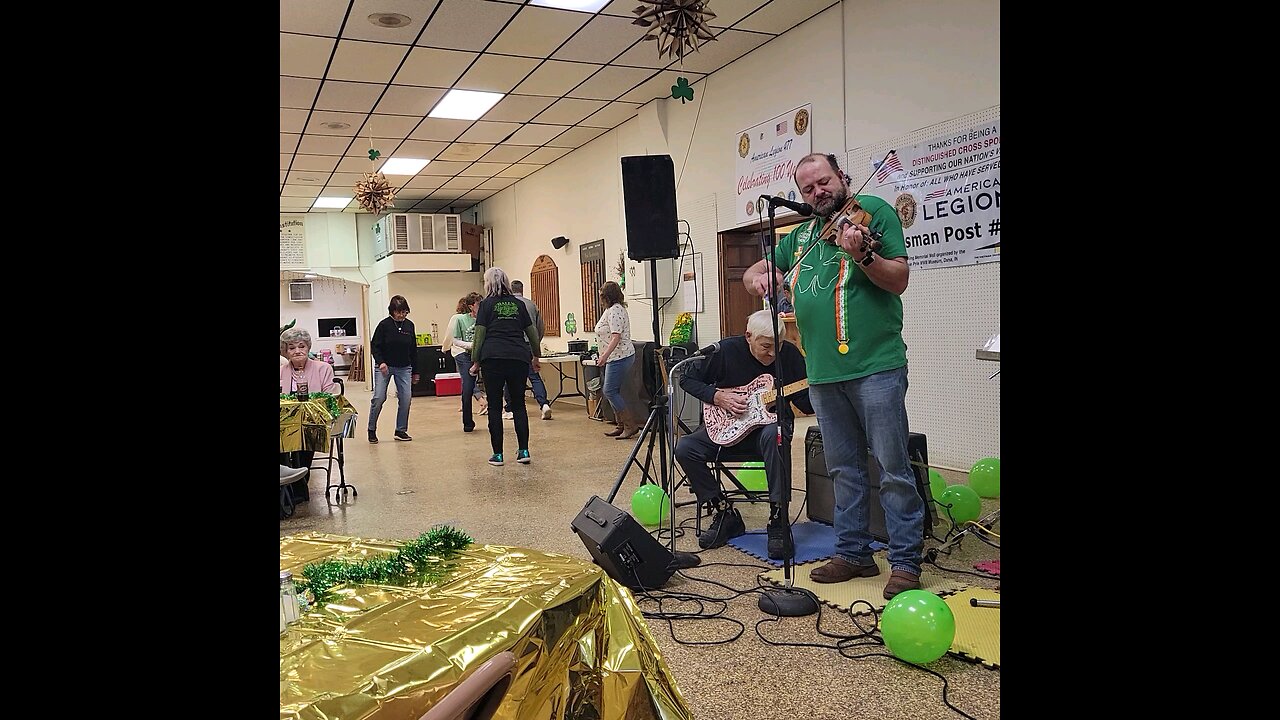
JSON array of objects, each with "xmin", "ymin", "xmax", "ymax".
[
  {"xmin": 882, "ymin": 569, "xmax": 922, "ymax": 599},
  {"xmin": 809, "ymin": 556, "xmax": 880, "ymax": 584},
  {"xmin": 604, "ymin": 422, "xmax": 623, "ymax": 437}
]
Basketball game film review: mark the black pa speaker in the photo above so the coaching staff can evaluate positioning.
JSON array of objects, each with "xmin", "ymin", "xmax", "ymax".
[
  {"xmin": 620, "ymin": 155, "xmax": 679, "ymax": 261},
  {"xmin": 571, "ymin": 495, "xmax": 674, "ymax": 590}
]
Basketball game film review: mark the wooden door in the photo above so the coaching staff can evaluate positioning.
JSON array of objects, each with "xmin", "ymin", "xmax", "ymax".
[{"xmin": 718, "ymin": 230, "xmax": 765, "ymax": 338}]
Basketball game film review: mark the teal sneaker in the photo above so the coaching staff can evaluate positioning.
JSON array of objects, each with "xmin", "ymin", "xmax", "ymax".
[
  {"xmin": 517, "ymin": 449, "xmax": 531, "ymax": 464},
  {"xmin": 488, "ymin": 453, "xmax": 504, "ymax": 466}
]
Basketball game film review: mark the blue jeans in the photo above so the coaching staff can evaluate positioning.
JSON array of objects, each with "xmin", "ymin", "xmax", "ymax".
[
  {"xmin": 455, "ymin": 352, "xmax": 484, "ymax": 429},
  {"xmin": 602, "ymin": 353, "xmax": 634, "ymax": 418},
  {"xmin": 504, "ymin": 363, "xmax": 549, "ymax": 409},
  {"xmin": 808, "ymin": 366, "xmax": 924, "ymax": 576},
  {"xmin": 369, "ymin": 365, "xmax": 413, "ymax": 434}
]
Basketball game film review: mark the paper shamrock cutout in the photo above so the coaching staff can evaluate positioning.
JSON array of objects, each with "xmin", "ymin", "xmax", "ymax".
[
  {"xmin": 671, "ymin": 77, "xmax": 694, "ymax": 103},
  {"xmin": 565, "ymin": 313, "xmax": 577, "ymax": 336},
  {"xmin": 368, "ymin": 149, "xmax": 381, "ymax": 161}
]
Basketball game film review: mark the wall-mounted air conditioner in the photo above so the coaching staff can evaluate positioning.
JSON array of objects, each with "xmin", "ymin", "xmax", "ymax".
[
  {"xmin": 375, "ymin": 213, "xmax": 462, "ymax": 258},
  {"xmin": 288, "ymin": 282, "xmax": 314, "ymax": 302}
]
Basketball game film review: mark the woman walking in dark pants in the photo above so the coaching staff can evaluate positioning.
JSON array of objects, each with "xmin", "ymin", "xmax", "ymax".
[{"xmin": 469, "ymin": 267, "xmax": 542, "ymax": 466}]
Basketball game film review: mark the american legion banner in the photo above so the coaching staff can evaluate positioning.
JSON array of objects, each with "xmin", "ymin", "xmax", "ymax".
[{"xmin": 734, "ymin": 104, "xmax": 813, "ymax": 226}]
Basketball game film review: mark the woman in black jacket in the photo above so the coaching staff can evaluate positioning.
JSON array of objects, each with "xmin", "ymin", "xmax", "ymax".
[{"xmin": 368, "ymin": 294, "xmax": 420, "ymax": 443}]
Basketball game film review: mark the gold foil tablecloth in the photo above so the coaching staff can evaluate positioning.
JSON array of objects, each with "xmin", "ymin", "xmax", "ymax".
[
  {"xmin": 280, "ymin": 395, "xmax": 358, "ymax": 453},
  {"xmin": 280, "ymin": 533, "xmax": 691, "ymax": 720}
]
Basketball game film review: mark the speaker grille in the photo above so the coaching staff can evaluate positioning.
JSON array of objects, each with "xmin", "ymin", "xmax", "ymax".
[{"xmin": 621, "ymin": 155, "xmax": 679, "ymax": 261}]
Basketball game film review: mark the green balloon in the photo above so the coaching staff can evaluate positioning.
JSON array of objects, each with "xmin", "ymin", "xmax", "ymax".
[
  {"xmin": 937, "ymin": 485, "xmax": 982, "ymax": 524},
  {"xmin": 969, "ymin": 457, "xmax": 1000, "ymax": 498},
  {"xmin": 630, "ymin": 484, "xmax": 670, "ymax": 526},
  {"xmin": 880, "ymin": 589, "xmax": 956, "ymax": 664},
  {"xmin": 736, "ymin": 461, "xmax": 768, "ymax": 492},
  {"xmin": 927, "ymin": 469, "xmax": 946, "ymax": 504}
]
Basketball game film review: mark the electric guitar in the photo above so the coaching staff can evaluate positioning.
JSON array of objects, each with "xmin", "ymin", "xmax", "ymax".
[{"xmin": 702, "ymin": 374, "xmax": 810, "ymax": 446}]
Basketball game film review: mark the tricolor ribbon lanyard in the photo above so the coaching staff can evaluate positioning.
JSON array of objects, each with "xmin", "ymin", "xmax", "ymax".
[{"xmin": 786, "ymin": 219, "xmax": 852, "ymax": 355}]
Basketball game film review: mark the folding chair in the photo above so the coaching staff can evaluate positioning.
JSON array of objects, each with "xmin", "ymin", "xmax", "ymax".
[
  {"xmin": 692, "ymin": 438, "xmax": 773, "ymax": 535},
  {"xmin": 280, "ymin": 465, "xmax": 308, "ymax": 519},
  {"xmin": 309, "ymin": 410, "xmax": 358, "ymax": 498}
]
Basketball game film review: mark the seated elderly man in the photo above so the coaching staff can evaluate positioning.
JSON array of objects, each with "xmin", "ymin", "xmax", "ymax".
[
  {"xmin": 279, "ymin": 328, "xmax": 338, "ymax": 501},
  {"xmin": 674, "ymin": 309, "xmax": 812, "ymax": 558}
]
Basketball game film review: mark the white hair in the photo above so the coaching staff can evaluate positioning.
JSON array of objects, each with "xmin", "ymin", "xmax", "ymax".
[
  {"xmin": 483, "ymin": 267, "xmax": 512, "ymax": 298},
  {"xmin": 280, "ymin": 328, "xmax": 312, "ymax": 355},
  {"xmin": 745, "ymin": 309, "xmax": 778, "ymax": 339}
]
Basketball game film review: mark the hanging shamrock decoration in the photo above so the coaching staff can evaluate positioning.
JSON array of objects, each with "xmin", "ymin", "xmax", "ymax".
[
  {"xmin": 368, "ymin": 148, "xmax": 381, "ymax": 161},
  {"xmin": 671, "ymin": 77, "xmax": 694, "ymax": 103},
  {"xmin": 632, "ymin": 0, "xmax": 717, "ymax": 63}
]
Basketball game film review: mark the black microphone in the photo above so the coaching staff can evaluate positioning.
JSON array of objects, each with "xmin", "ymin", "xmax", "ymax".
[
  {"xmin": 760, "ymin": 195, "xmax": 813, "ymax": 216},
  {"xmin": 693, "ymin": 342, "xmax": 720, "ymax": 357}
]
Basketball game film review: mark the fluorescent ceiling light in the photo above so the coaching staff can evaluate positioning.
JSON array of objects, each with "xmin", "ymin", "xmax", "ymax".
[
  {"xmin": 529, "ymin": 0, "xmax": 611, "ymax": 12},
  {"xmin": 380, "ymin": 157, "xmax": 431, "ymax": 175},
  {"xmin": 312, "ymin": 197, "xmax": 352, "ymax": 209},
  {"xmin": 428, "ymin": 89, "xmax": 505, "ymax": 121}
]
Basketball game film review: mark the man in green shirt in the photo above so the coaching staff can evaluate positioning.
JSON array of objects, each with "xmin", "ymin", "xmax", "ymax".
[{"xmin": 743, "ymin": 152, "xmax": 925, "ymax": 599}]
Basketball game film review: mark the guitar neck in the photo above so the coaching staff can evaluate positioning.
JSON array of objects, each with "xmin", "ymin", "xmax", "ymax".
[{"xmin": 761, "ymin": 378, "xmax": 809, "ymax": 405}]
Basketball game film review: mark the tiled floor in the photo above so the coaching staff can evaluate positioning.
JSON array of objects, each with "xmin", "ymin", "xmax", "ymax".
[{"xmin": 281, "ymin": 381, "xmax": 1001, "ymax": 720}]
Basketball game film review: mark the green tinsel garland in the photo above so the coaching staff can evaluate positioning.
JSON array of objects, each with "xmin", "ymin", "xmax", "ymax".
[
  {"xmin": 280, "ymin": 391, "xmax": 340, "ymax": 419},
  {"xmin": 295, "ymin": 526, "xmax": 473, "ymax": 603}
]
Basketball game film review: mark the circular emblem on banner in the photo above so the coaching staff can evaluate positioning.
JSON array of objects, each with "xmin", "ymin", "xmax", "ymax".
[
  {"xmin": 794, "ymin": 109, "xmax": 810, "ymax": 136},
  {"xmin": 746, "ymin": 200, "xmax": 755, "ymax": 216},
  {"xmin": 895, "ymin": 192, "xmax": 918, "ymax": 229},
  {"xmin": 739, "ymin": 133, "xmax": 750, "ymax": 158}
]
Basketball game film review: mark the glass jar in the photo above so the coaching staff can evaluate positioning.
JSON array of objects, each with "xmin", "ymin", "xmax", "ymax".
[{"xmin": 280, "ymin": 571, "xmax": 300, "ymax": 628}]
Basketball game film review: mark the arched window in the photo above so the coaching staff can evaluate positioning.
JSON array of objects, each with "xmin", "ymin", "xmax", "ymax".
[{"xmin": 531, "ymin": 255, "xmax": 560, "ymax": 337}]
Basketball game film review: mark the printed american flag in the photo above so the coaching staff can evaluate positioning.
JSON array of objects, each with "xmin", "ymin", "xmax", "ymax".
[
  {"xmin": 776, "ymin": 121, "xmax": 788, "ymax": 135},
  {"xmin": 874, "ymin": 151, "xmax": 904, "ymax": 183},
  {"xmin": 925, "ymin": 187, "xmax": 947, "ymax": 200}
]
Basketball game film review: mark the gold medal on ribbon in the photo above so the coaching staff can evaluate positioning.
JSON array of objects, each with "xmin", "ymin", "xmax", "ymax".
[{"xmin": 838, "ymin": 343, "xmax": 849, "ymax": 354}]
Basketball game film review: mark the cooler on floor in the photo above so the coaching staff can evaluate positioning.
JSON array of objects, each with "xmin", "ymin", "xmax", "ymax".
[{"xmin": 434, "ymin": 372, "xmax": 462, "ymax": 396}]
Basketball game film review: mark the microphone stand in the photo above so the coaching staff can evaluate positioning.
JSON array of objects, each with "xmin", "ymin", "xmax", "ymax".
[{"xmin": 756, "ymin": 199, "xmax": 819, "ymax": 617}]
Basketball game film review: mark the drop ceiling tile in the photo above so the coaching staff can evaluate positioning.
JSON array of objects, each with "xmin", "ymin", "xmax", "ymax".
[
  {"xmin": 441, "ymin": 176, "xmax": 483, "ymax": 191},
  {"xmin": 520, "ymin": 146, "xmax": 571, "ymax": 164},
  {"xmin": 281, "ymin": 133, "xmax": 302, "ymax": 153},
  {"xmin": 457, "ymin": 54, "xmax": 541, "ymax": 94},
  {"xmin": 281, "ymin": 170, "xmax": 289, "ymax": 187},
  {"xmin": 290, "ymin": 155, "xmax": 342, "ymax": 173},
  {"xmin": 337, "ymin": 156, "xmax": 386, "ymax": 173},
  {"xmin": 280, "ymin": 0, "xmax": 349, "ymax": 35},
  {"xmin": 394, "ymin": 47, "xmax": 478, "ymax": 87},
  {"xmin": 567, "ymin": 66, "xmax": 654, "ymax": 100},
  {"xmin": 546, "ymin": 125, "xmax": 607, "ymax": 148},
  {"xmin": 361, "ymin": 114, "xmax": 419, "ymax": 140},
  {"xmin": 282, "ymin": 185, "xmax": 323, "ymax": 198},
  {"xmin": 476, "ymin": 176, "xmax": 519, "ymax": 190},
  {"xmin": 505, "ymin": 124, "xmax": 570, "ymax": 145},
  {"xmin": 496, "ymin": 163, "xmax": 541, "ymax": 178},
  {"xmin": 483, "ymin": 95, "xmax": 558, "ymax": 123},
  {"xmin": 438, "ymin": 143, "xmax": 496, "ymax": 161},
  {"xmin": 328, "ymin": 40, "xmax": 410, "ymax": 83},
  {"xmin": 281, "ymin": 76, "xmax": 322, "ymax": 109},
  {"xmin": 404, "ymin": 176, "xmax": 445, "ymax": 190},
  {"xmin": 329, "ymin": 172, "xmax": 369, "ymax": 185},
  {"xmin": 342, "ymin": 0, "xmax": 441, "ymax": 44},
  {"xmin": 700, "ymin": 0, "xmax": 769, "ymax": 27},
  {"xmin": 618, "ymin": 72, "xmax": 703, "ymax": 103},
  {"xmin": 281, "ymin": 108, "xmax": 309, "ymax": 133},
  {"xmin": 581, "ymin": 101, "xmax": 640, "ymax": 128},
  {"xmin": 458, "ymin": 121, "xmax": 523, "ymax": 144},
  {"xmin": 299, "ymin": 134, "xmax": 355, "ymax": 154},
  {"xmin": 480, "ymin": 145, "xmax": 536, "ymax": 163},
  {"xmin": 418, "ymin": 0, "xmax": 519, "ymax": 52},
  {"xmin": 280, "ymin": 197, "xmax": 317, "ymax": 210},
  {"xmin": 316, "ymin": 83, "xmax": 384, "ymax": 117},
  {"xmin": 280, "ymin": 153, "xmax": 294, "ymax": 170},
  {"xmin": 600, "ymin": 0, "xmax": 638, "ymax": 18},
  {"xmin": 533, "ymin": 98, "xmax": 607, "ymax": 125},
  {"xmin": 394, "ymin": 190, "xmax": 432, "ymax": 202},
  {"xmin": 610, "ymin": 39, "xmax": 677, "ymax": 70},
  {"xmin": 287, "ymin": 171, "xmax": 329, "ymax": 186},
  {"xmin": 305, "ymin": 111, "xmax": 369, "ymax": 136},
  {"xmin": 487, "ymin": 6, "xmax": 591, "ymax": 58},
  {"xmin": 552, "ymin": 14, "xmax": 642, "ymax": 63},
  {"xmin": 417, "ymin": 160, "xmax": 472, "ymax": 176},
  {"xmin": 460, "ymin": 162, "xmax": 510, "ymax": 176},
  {"xmin": 512, "ymin": 61, "xmax": 600, "ymax": 96},
  {"xmin": 281, "ymin": 33, "xmax": 337, "ymax": 78},
  {"xmin": 373, "ymin": 86, "xmax": 448, "ymax": 116},
  {"xmin": 408, "ymin": 118, "xmax": 473, "ymax": 142},
  {"xmin": 662, "ymin": 29, "xmax": 769, "ymax": 74},
  {"xmin": 387, "ymin": 140, "xmax": 450, "ymax": 159}
]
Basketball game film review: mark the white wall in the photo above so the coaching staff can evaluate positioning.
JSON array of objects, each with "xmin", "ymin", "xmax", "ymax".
[{"xmin": 383, "ymin": 273, "xmax": 484, "ymax": 346}]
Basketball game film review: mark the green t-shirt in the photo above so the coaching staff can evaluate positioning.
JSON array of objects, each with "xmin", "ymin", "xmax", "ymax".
[{"xmin": 772, "ymin": 194, "xmax": 907, "ymax": 385}]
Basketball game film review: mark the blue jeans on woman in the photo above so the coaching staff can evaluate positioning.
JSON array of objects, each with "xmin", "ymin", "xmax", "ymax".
[
  {"xmin": 602, "ymin": 353, "xmax": 634, "ymax": 420},
  {"xmin": 369, "ymin": 365, "xmax": 413, "ymax": 434},
  {"xmin": 454, "ymin": 352, "xmax": 484, "ymax": 430},
  {"xmin": 807, "ymin": 366, "xmax": 924, "ymax": 576}
]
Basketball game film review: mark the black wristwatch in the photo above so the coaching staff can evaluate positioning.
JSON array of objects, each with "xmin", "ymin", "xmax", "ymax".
[{"xmin": 859, "ymin": 252, "xmax": 876, "ymax": 266}]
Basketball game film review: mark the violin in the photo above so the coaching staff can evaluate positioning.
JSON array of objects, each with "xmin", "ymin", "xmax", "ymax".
[{"xmin": 818, "ymin": 194, "xmax": 883, "ymax": 257}]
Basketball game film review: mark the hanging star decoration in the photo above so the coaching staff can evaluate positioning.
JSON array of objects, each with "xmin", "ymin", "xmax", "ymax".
[
  {"xmin": 671, "ymin": 77, "xmax": 694, "ymax": 103},
  {"xmin": 632, "ymin": 0, "xmax": 717, "ymax": 64},
  {"xmin": 355, "ymin": 146, "xmax": 395, "ymax": 214}
]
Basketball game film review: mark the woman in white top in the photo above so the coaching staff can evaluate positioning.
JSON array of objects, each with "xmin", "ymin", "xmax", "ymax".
[
  {"xmin": 443, "ymin": 292, "xmax": 487, "ymax": 432},
  {"xmin": 594, "ymin": 281, "xmax": 639, "ymax": 439}
]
